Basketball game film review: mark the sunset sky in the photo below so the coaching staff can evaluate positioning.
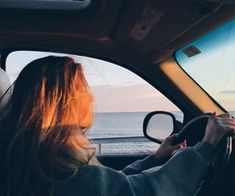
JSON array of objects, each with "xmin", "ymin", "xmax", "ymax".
[{"xmin": 6, "ymin": 51, "xmax": 180, "ymax": 113}]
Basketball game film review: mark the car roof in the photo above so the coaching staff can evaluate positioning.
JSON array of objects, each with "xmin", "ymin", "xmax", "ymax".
[{"xmin": 0, "ymin": 0, "xmax": 235, "ymax": 66}]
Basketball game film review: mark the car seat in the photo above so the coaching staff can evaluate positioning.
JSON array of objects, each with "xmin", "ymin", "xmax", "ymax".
[{"xmin": 0, "ymin": 68, "xmax": 11, "ymax": 110}]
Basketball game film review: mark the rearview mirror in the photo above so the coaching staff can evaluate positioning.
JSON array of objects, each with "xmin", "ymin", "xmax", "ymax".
[{"xmin": 143, "ymin": 111, "xmax": 177, "ymax": 144}]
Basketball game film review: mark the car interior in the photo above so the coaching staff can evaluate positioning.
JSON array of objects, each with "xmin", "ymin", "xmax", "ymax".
[{"xmin": 0, "ymin": 0, "xmax": 235, "ymax": 195}]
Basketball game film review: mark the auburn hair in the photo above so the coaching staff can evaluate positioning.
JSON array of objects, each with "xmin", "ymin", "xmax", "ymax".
[{"xmin": 0, "ymin": 56, "xmax": 97, "ymax": 196}]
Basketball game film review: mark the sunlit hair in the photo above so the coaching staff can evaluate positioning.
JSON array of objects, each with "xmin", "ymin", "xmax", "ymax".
[{"xmin": 0, "ymin": 56, "xmax": 97, "ymax": 196}]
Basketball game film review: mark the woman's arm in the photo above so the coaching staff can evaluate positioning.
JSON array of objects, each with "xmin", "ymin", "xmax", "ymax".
[
  {"xmin": 122, "ymin": 134, "xmax": 187, "ymax": 175},
  {"xmin": 54, "ymin": 115, "xmax": 235, "ymax": 196},
  {"xmin": 127, "ymin": 144, "xmax": 212, "ymax": 196},
  {"xmin": 122, "ymin": 154, "xmax": 161, "ymax": 175}
]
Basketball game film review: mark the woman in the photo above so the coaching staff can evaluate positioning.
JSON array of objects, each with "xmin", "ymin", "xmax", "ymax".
[{"xmin": 0, "ymin": 56, "xmax": 234, "ymax": 196}]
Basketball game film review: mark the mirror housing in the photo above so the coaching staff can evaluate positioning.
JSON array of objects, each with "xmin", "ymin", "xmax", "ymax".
[{"xmin": 143, "ymin": 111, "xmax": 182, "ymax": 144}]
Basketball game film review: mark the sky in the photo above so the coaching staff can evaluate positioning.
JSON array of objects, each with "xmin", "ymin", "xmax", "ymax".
[
  {"xmin": 176, "ymin": 19, "xmax": 235, "ymax": 112},
  {"xmin": 6, "ymin": 51, "xmax": 180, "ymax": 113}
]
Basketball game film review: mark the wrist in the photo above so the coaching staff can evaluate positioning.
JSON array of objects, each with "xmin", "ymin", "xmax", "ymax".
[{"xmin": 153, "ymin": 150, "xmax": 170, "ymax": 164}]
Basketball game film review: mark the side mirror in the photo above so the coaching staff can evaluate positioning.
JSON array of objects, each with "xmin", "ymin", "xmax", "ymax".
[{"xmin": 143, "ymin": 111, "xmax": 178, "ymax": 144}]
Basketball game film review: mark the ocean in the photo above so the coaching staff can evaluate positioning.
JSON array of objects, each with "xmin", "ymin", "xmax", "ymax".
[{"xmin": 87, "ymin": 112, "xmax": 183, "ymax": 155}]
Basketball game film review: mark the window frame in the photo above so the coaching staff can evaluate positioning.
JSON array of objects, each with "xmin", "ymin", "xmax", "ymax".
[{"xmin": 3, "ymin": 50, "xmax": 185, "ymax": 155}]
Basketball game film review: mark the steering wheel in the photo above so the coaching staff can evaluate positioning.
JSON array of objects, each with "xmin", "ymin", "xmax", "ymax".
[{"xmin": 173, "ymin": 114, "xmax": 233, "ymax": 194}]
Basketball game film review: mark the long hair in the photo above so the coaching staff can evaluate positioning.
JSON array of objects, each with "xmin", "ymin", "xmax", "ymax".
[{"xmin": 0, "ymin": 56, "xmax": 96, "ymax": 196}]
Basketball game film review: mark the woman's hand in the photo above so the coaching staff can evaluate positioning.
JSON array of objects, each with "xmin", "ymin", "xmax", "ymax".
[
  {"xmin": 202, "ymin": 113, "xmax": 235, "ymax": 147},
  {"xmin": 154, "ymin": 134, "xmax": 187, "ymax": 163}
]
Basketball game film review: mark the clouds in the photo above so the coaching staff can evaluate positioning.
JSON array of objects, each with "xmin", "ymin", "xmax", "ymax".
[
  {"xmin": 90, "ymin": 84, "xmax": 179, "ymax": 112},
  {"xmin": 220, "ymin": 90, "xmax": 235, "ymax": 94}
]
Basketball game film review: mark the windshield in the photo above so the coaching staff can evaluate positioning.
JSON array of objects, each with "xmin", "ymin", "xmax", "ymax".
[{"xmin": 175, "ymin": 19, "xmax": 235, "ymax": 115}]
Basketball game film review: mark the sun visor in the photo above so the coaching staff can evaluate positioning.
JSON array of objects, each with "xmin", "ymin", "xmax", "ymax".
[{"xmin": 0, "ymin": 0, "xmax": 92, "ymax": 10}]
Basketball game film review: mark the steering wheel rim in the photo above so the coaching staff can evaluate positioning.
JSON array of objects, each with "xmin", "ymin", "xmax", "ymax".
[{"xmin": 174, "ymin": 114, "xmax": 232, "ymax": 193}]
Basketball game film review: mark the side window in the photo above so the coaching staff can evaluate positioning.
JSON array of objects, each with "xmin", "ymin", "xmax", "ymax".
[{"xmin": 6, "ymin": 51, "xmax": 183, "ymax": 155}]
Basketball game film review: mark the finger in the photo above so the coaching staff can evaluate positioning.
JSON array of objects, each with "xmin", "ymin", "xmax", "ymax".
[
  {"xmin": 172, "ymin": 146, "xmax": 186, "ymax": 156},
  {"xmin": 217, "ymin": 116, "xmax": 234, "ymax": 122},
  {"xmin": 217, "ymin": 113, "xmax": 232, "ymax": 118},
  {"xmin": 216, "ymin": 120, "xmax": 235, "ymax": 128},
  {"xmin": 182, "ymin": 139, "xmax": 187, "ymax": 144},
  {"xmin": 216, "ymin": 120, "xmax": 235, "ymax": 126},
  {"xmin": 217, "ymin": 117, "xmax": 235, "ymax": 122},
  {"xmin": 172, "ymin": 142, "xmax": 187, "ymax": 151},
  {"xmin": 181, "ymin": 140, "xmax": 187, "ymax": 147},
  {"xmin": 210, "ymin": 117, "xmax": 234, "ymax": 126},
  {"xmin": 165, "ymin": 133, "xmax": 178, "ymax": 143}
]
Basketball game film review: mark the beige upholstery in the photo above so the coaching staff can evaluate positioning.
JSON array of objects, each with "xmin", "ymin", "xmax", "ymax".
[{"xmin": 0, "ymin": 68, "xmax": 11, "ymax": 110}]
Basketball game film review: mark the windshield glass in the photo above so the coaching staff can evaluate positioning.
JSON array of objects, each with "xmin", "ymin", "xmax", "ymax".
[{"xmin": 175, "ymin": 19, "xmax": 235, "ymax": 115}]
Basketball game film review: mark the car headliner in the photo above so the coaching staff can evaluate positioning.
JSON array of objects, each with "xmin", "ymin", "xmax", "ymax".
[
  {"xmin": 0, "ymin": 0, "xmax": 234, "ymax": 115},
  {"xmin": 1, "ymin": 0, "xmax": 235, "ymax": 63}
]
